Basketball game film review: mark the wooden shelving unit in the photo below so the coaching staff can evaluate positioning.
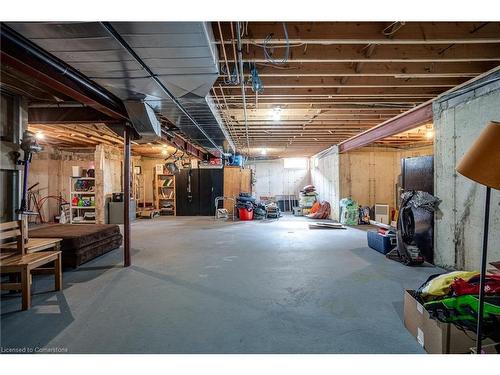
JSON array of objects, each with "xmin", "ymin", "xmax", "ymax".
[
  {"xmin": 154, "ymin": 172, "xmax": 176, "ymax": 216},
  {"xmin": 69, "ymin": 177, "xmax": 96, "ymax": 224}
]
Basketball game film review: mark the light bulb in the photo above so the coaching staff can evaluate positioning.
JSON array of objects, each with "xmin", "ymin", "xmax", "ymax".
[{"xmin": 271, "ymin": 107, "xmax": 281, "ymax": 122}]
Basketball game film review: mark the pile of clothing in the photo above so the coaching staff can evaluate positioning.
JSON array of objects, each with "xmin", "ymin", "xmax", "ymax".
[
  {"xmin": 299, "ymin": 185, "xmax": 318, "ymax": 215},
  {"xmin": 253, "ymin": 202, "xmax": 267, "ymax": 220},
  {"xmin": 306, "ymin": 201, "xmax": 331, "ymax": 220},
  {"xmin": 236, "ymin": 193, "xmax": 281, "ymax": 220},
  {"xmin": 415, "ymin": 270, "xmax": 500, "ymax": 341}
]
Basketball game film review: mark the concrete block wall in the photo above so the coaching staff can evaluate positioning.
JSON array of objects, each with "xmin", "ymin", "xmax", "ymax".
[{"xmin": 433, "ymin": 73, "xmax": 500, "ymax": 270}]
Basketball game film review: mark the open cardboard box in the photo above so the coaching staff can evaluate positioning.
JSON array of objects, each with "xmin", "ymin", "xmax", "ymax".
[{"xmin": 403, "ymin": 290, "xmax": 495, "ymax": 354}]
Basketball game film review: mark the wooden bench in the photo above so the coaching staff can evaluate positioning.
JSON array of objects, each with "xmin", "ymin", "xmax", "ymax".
[{"xmin": 0, "ymin": 220, "xmax": 63, "ymax": 310}]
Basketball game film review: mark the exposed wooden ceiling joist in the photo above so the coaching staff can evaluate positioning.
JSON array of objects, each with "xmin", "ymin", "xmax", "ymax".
[
  {"xmin": 212, "ymin": 22, "xmax": 500, "ymax": 157},
  {"xmin": 218, "ymin": 22, "xmax": 500, "ymax": 45}
]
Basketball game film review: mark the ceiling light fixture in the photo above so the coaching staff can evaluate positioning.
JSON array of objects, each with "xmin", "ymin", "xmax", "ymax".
[
  {"xmin": 261, "ymin": 148, "xmax": 267, "ymax": 156},
  {"xmin": 425, "ymin": 125, "xmax": 434, "ymax": 140},
  {"xmin": 272, "ymin": 107, "xmax": 282, "ymax": 122},
  {"xmin": 161, "ymin": 149, "xmax": 168, "ymax": 155},
  {"xmin": 35, "ymin": 132, "xmax": 44, "ymax": 140}
]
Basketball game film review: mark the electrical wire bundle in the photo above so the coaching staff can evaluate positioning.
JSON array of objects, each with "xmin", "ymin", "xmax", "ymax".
[
  {"xmin": 221, "ymin": 63, "xmax": 240, "ymax": 85},
  {"xmin": 249, "ymin": 63, "xmax": 264, "ymax": 94},
  {"xmin": 263, "ymin": 22, "xmax": 290, "ymax": 65}
]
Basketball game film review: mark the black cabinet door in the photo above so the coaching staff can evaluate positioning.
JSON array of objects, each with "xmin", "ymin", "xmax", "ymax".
[
  {"xmin": 176, "ymin": 169, "xmax": 199, "ymax": 216},
  {"xmin": 198, "ymin": 169, "xmax": 223, "ymax": 216},
  {"xmin": 175, "ymin": 168, "xmax": 223, "ymax": 216}
]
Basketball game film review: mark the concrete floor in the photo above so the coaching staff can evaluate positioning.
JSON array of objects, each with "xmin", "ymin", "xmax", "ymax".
[{"xmin": 1, "ymin": 215, "xmax": 440, "ymax": 353}]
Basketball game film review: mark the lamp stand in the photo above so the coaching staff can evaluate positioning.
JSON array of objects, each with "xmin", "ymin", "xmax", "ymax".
[{"xmin": 476, "ymin": 186, "xmax": 491, "ymax": 354}]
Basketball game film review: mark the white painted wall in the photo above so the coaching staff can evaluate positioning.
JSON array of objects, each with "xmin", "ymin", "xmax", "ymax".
[
  {"xmin": 310, "ymin": 146, "xmax": 341, "ymax": 220},
  {"xmin": 433, "ymin": 74, "xmax": 500, "ymax": 270},
  {"xmin": 248, "ymin": 159, "xmax": 310, "ymax": 200}
]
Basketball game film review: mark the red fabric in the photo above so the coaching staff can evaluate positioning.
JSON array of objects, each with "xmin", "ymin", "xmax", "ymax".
[
  {"xmin": 306, "ymin": 201, "xmax": 331, "ymax": 220},
  {"xmin": 451, "ymin": 274, "xmax": 500, "ymax": 296}
]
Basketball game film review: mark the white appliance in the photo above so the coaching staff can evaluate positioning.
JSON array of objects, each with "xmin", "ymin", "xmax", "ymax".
[{"xmin": 375, "ymin": 204, "xmax": 390, "ymax": 224}]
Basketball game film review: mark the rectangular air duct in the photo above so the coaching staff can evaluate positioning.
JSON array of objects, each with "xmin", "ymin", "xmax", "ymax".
[{"xmin": 123, "ymin": 101, "xmax": 161, "ymax": 142}]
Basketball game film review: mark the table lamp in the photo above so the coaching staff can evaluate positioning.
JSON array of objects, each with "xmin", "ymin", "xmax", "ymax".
[{"xmin": 456, "ymin": 120, "xmax": 500, "ymax": 354}]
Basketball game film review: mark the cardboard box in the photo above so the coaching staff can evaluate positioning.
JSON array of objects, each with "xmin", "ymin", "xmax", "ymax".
[
  {"xmin": 470, "ymin": 342, "xmax": 500, "ymax": 354},
  {"xmin": 403, "ymin": 290, "xmax": 493, "ymax": 354}
]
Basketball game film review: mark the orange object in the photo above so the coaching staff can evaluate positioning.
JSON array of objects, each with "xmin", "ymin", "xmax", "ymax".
[{"xmin": 310, "ymin": 201, "xmax": 321, "ymax": 214}]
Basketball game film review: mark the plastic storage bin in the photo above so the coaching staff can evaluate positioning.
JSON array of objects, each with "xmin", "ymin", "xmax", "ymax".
[{"xmin": 367, "ymin": 230, "xmax": 396, "ymax": 254}]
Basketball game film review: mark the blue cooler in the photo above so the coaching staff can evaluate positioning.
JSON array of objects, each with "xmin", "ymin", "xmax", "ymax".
[{"xmin": 367, "ymin": 231, "xmax": 396, "ymax": 254}]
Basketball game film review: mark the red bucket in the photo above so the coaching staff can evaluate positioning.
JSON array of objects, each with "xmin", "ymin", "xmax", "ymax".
[{"xmin": 238, "ymin": 207, "xmax": 254, "ymax": 221}]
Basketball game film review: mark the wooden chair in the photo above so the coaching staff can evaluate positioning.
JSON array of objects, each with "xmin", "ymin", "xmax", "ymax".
[{"xmin": 0, "ymin": 219, "xmax": 63, "ymax": 310}]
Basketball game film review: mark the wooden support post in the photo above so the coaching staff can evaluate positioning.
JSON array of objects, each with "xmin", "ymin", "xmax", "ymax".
[
  {"xmin": 123, "ymin": 125, "xmax": 131, "ymax": 267},
  {"xmin": 21, "ymin": 267, "xmax": 30, "ymax": 310},
  {"xmin": 55, "ymin": 254, "xmax": 62, "ymax": 291}
]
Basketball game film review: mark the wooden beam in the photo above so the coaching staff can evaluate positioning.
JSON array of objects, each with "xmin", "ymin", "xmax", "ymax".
[
  {"xmin": 224, "ymin": 61, "xmax": 498, "ymax": 78},
  {"xmin": 217, "ymin": 76, "xmax": 468, "ymax": 88},
  {"xmin": 218, "ymin": 22, "xmax": 500, "ymax": 45},
  {"xmin": 220, "ymin": 86, "xmax": 449, "ymax": 96},
  {"xmin": 233, "ymin": 43, "xmax": 500, "ymax": 63},
  {"xmin": 28, "ymin": 106, "xmax": 120, "ymax": 124}
]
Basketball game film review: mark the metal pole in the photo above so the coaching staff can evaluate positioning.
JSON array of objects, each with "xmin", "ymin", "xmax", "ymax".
[
  {"xmin": 236, "ymin": 22, "xmax": 250, "ymax": 154},
  {"xmin": 475, "ymin": 185, "xmax": 491, "ymax": 354},
  {"xmin": 123, "ymin": 125, "xmax": 131, "ymax": 267}
]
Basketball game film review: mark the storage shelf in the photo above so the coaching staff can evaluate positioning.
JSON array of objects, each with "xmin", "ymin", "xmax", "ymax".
[
  {"xmin": 69, "ymin": 175, "xmax": 97, "ymax": 224},
  {"xmin": 155, "ymin": 169, "xmax": 176, "ymax": 216}
]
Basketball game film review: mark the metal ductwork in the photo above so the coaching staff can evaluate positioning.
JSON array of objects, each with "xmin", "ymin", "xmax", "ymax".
[
  {"xmin": 123, "ymin": 101, "xmax": 161, "ymax": 141},
  {"xmin": 6, "ymin": 22, "xmax": 235, "ymax": 153}
]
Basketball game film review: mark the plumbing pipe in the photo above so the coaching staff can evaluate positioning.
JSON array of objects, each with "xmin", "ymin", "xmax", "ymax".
[
  {"xmin": 217, "ymin": 22, "xmax": 231, "ymax": 83},
  {"xmin": 229, "ymin": 22, "xmax": 240, "ymax": 83},
  {"xmin": 236, "ymin": 22, "xmax": 250, "ymax": 153}
]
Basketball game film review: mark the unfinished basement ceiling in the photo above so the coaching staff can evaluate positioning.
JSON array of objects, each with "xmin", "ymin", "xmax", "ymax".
[
  {"xmin": 5, "ymin": 22, "xmax": 234, "ymax": 154},
  {"xmin": 212, "ymin": 22, "xmax": 500, "ymax": 157},
  {"xmin": 27, "ymin": 123, "xmax": 181, "ymax": 158}
]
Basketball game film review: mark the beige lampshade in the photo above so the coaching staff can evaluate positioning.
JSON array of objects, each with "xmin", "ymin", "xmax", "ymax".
[{"xmin": 456, "ymin": 121, "xmax": 500, "ymax": 190}]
